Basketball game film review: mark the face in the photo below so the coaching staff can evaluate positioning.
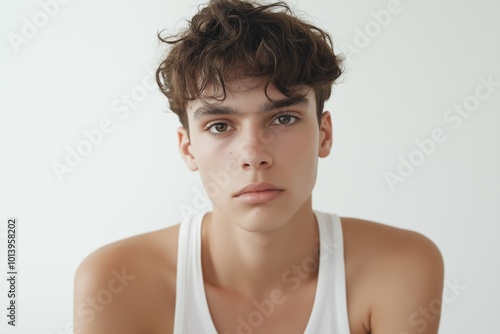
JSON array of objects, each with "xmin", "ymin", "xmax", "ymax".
[{"xmin": 178, "ymin": 77, "xmax": 333, "ymax": 232}]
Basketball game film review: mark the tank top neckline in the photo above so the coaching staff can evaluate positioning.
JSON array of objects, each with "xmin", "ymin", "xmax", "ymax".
[{"xmin": 191, "ymin": 209, "xmax": 328, "ymax": 333}]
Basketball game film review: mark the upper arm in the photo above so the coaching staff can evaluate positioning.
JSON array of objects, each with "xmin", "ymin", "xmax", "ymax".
[
  {"xmin": 73, "ymin": 246, "xmax": 142, "ymax": 334},
  {"xmin": 369, "ymin": 232, "xmax": 445, "ymax": 334}
]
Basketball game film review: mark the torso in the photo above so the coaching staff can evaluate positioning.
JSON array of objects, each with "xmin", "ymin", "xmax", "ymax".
[
  {"xmin": 203, "ymin": 278, "xmax": 318, "ymax": 333},
  {"xmin": 82, "ymin": 215, "xmax": 425, "ymax": 334}
]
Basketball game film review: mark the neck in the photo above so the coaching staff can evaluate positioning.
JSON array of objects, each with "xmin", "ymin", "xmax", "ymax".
[{"xmin": 200, "ymin": 198, "xmax": 320, "ymax": 300}]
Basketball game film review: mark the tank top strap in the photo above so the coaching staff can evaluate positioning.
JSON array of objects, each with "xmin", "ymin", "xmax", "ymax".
[
  {"xmin": 311, "ymin": 209, "xmax": 351, "ymax": 333},
  {"xmin": 173, "ymin": 211, "xmax": 217, "ymax": 334}
]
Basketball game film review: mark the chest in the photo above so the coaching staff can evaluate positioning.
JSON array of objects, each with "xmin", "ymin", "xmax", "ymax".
[{"xmin": 204, "ymin": 280, "xmax": 318, "ymax": 334}]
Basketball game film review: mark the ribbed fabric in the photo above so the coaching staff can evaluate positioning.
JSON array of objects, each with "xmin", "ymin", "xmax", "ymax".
[{"xmin": 173, "ymin": 210, "xmax": 351, "ymax": 334}]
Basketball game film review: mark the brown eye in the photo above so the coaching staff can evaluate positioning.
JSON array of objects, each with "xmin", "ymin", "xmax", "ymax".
[
  {"xmin": 207, "ymin": 122, "xmax": 232, "ymax": 135},
  {"xmin": 278, "ymin": 115, "xmax": 292, "ymax": 124},
  {"xmin": 273, "ymin": 114, "xmax": 299, "ymax": 126}
]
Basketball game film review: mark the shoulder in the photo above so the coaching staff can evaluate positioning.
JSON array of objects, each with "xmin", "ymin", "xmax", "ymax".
[
  {"xmin": 340, "ymin": 216, "xmax": 443, "ymax": 265},
  {"xmin": 340, "ymin": 217, "xmax": 444, "ymax": 333},
  {"xmin": 73, "ymin": 223, "xmax": 181, "ymax": 333}
]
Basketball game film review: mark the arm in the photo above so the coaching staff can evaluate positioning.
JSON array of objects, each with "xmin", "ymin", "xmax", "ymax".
[
  {"xmin": 73, "ymin": 246, "xmax": 142, "ymax": 334},
  {"xmin": 369, "ymin": 232, "xmax": 445, "ymax": 334}
]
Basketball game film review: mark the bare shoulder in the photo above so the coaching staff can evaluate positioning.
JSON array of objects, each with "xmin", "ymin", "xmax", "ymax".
[
  {"xmin": 340, "ymin": 217, "xmax": 444, "ymax": 334},
  {"xmin": 73, "ymin": 223, "xmax": 181, "ymax": 334},
  {"xmin": 340, "ymin": 216, "xmax": 443, "ymax": 263}
]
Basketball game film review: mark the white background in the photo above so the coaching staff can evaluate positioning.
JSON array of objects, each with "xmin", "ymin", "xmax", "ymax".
[{"xmin": 1, "ymin": 0, "xmax": 499, "ymax": 333}]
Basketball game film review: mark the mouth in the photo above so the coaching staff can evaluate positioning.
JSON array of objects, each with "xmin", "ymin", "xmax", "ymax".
[{"xmin": 233, "ymin": 182, "xmax": 284, "ymax": 204}]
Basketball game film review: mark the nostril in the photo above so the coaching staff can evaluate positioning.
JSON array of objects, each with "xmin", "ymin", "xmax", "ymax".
[{"xmin": 239, "ymin": 146, "xmax": 273, "ymax": 169}]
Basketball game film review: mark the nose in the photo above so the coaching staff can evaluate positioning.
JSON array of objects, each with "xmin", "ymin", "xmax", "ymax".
[{"xmin": 238, "ymin": 127, "xmax": 273, "ymax": 170}]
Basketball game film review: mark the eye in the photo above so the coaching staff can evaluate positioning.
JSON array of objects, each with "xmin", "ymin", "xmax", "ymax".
[
  {"xmin": 206, "ymin": 122, "xmax": 233, "ymax": 136},
  {"xmin": 272, "ymin": 113, "xmax": 300, "ymax": 126}
]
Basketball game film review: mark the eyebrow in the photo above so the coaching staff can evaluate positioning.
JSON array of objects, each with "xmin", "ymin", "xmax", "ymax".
[{"xmin": 193, "ymin": 96, "xmax": 309, "ymax": 120}]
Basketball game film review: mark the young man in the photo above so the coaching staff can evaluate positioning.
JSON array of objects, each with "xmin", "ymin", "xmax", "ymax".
[{"xmin": 74, "ymin": 1, "xmax": 444, "ymax": 333}]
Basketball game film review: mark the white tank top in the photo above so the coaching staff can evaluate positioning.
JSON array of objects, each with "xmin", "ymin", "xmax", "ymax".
[{"xmin": 173, "ymin": 209, "xmax": 351, "ymax": 334}]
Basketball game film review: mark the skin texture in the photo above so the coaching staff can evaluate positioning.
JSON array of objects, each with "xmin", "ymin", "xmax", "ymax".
[{"xmin": 74, "ymin": 78, "xmax": 444, "ymax": 334}]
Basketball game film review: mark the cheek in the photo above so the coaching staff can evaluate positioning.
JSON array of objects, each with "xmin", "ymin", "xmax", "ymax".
[
  {"xmin": 278, "ymin": 130, "xmax": 319, "ymax": 181},
  {"xmin": 192, "ymin": 139, "xmax": 238, "ymax": 188},
  {"xmin": 278, "ymin": 128, "xmax": 318, "ymax": 161},
  {"xmin": 191, "ymin": 133, "xmax": 226, "ymax": 163}
]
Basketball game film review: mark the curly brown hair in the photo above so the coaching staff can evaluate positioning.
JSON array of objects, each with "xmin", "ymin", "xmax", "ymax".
[{"xmin": 156, "ymin": 0, "xmax": 344, "ymax": 132}]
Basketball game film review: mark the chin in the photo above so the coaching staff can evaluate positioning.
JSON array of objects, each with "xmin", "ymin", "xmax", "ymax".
[{"xmin": 233, "ymin": 205, "xmax": 294, "ymax": 232}]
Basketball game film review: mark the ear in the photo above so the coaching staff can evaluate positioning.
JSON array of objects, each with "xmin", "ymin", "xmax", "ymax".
[
  {"xmin": 318, "ymin": 111, "xmax": 333, "ymax": 158},
  {"xmin": 177, "ymin": 126, "xmax": 198, "ymax": 171}
]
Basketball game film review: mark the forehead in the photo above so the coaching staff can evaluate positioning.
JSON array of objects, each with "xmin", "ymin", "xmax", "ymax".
[{"xmin": 187, "ymin": 77, "xmax": 314, "ymax": 117}]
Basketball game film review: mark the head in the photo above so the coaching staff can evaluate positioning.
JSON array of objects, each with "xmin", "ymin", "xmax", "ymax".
[
  {"xmin": 156, "ymin": 0, "xmax": 344, "ymax": 229},
  {"xmin": 156, "ymin": 0, "xmax": 344, "ymax": 135}
]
